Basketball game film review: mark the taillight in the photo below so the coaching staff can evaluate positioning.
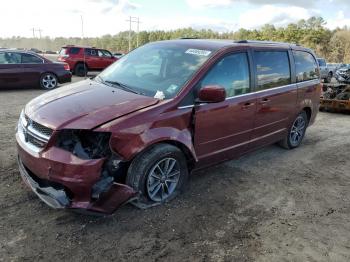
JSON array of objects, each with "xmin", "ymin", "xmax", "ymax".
[{"xmin": 63, "ymin": 63, "xmax": 70, "ymax": 71}]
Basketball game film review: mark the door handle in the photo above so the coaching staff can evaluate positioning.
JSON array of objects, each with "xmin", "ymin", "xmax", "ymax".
[
  {"xmin": 259, "ymin": 98, "xmax": 271, "ymax": 104},
  {"xmin": 241, "ymin": 102, "xmax": 255, "ymax": 110}
]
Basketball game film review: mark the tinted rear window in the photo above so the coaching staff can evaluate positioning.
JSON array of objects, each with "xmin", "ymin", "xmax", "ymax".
[
  {"xmin": 294, "ymin": 51, "xmax": 319, "ymax": 82},
  {"xmin": 21, "ymin": 53, "xmax": 43, "ymax": 64},
  {"xmin": 255, "ymin": 51, "xmax": 291, "ymax": 91},
  {"xmin": 69, "ymin": 47, "xmax": 81, "ymax": 54}
]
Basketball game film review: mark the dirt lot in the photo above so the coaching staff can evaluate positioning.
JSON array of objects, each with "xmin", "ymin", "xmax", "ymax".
[{"xmin": 1, "ymin": 78, "xmax": 350, "ymax": 261}]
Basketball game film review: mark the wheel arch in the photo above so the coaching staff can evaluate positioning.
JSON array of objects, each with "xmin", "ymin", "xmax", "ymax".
[{"xmin": 302, "ymin": 106, "xmax": 312, "ymax": 122}]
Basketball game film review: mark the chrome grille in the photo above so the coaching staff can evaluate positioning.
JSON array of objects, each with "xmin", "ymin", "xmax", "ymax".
[{"xmin": 18, "ymin": 111, "xmax": 53, "ymax": 153}]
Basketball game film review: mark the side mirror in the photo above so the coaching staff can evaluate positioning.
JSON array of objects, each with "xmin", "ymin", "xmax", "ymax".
[{"xmin": 197, "ymin": 85, "xmax": 226, "ymax": 103}]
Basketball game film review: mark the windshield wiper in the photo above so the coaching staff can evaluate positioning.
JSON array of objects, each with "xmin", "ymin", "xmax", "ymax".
[{"xmin": 105, "ymin": 80, "xmax": 143, "ymax": 95}]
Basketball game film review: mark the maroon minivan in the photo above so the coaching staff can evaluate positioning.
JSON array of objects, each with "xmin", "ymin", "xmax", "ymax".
[{"xmin": 16, "ymin": 39, "xmax": 321, "ymax": 214}]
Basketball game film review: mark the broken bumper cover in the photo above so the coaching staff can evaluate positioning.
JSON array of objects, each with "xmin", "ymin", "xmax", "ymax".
[
  {"xmin": 18, "ymin": 157, "xmax": 70, "ymax": 208},
  {"xmin": 17, "ymin": 139, "xmax": 137, "ymax": 214}
]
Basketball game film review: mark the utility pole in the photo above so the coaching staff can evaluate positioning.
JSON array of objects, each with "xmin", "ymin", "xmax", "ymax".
[
  {"xmin": 137, "ymin": 17, "xmax": 140, "ymax": 47},
  {"xmin": 126, "ymin": 16, "xmax": 141, "ymax": 52},
  {"xmin": 36, "ymin": 29, "xmax": 43, "ymax": 39},
  {"xmin": 30, "ymin": 28, "xmax": 36, "ymax": 38}
]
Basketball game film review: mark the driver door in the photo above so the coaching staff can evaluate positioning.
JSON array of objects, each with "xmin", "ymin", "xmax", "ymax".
[{"xmin": 194, "ymin": 51, "xmax": 257, "ymax": 166}]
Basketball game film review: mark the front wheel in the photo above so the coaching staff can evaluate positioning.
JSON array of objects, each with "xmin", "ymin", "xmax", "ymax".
[
  {"xmin": 126, "ymin": 144, "xmax": 188, "ymax": 206},
  {"xmin": 279, "ymin": 111, "xmax": 308, "ymax": 149},
  {"xmin": 40, "ymin": 73, "xmax": 58, "ymax": 90}
]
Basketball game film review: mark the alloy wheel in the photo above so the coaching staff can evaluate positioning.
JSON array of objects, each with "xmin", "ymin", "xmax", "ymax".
[
  {"xmin": 146, "ymin": 157, "xmax": 181, "ymax": 202},
  {"xmin": 42, "ymin": 74, "xmax": 57, "ymax": 89},
  {"xmin": 290, "ymin": 115, "xmax": 306, "ymax": 146}
]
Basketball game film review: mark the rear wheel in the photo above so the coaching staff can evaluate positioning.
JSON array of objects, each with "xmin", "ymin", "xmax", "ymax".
[
  {"xmin": 74, "ymin": 63, "xmax": 87, "ymax": 77},
  {"xmin": 126, "ymin": 144, "xmax": 188, "ymax": 206},
  {"xmin": 279, "ymin": 111, "xmax": 308, "ymax": 149},
  {"xmin": 40, "ymin": 73, "xmax": 58, "ymax": 90}
]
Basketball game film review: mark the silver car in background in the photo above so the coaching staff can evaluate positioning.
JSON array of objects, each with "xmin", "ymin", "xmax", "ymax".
[{"xmin": 317, "ymin": 58, "xmax": 332, "ymax": 83}]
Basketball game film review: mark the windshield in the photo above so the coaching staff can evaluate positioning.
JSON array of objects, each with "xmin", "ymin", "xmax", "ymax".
[
  {"xmin": 317, "ymin": 59, "xmax": 326, "ymax": 66},
  {"xmin": 98, "ymin": 42, "xmax": 214, "ymax": 99}
]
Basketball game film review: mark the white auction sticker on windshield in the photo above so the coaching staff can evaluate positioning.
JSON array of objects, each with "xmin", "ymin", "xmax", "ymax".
[{"xmin": 185, "ymin": 49, "xmax": 211, "ymax": 56}]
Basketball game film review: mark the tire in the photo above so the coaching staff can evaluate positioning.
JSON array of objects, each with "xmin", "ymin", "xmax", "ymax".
[
  {"xmin": 279, "ymin": 111, "xmax": 308, "ymax": 149},
  {"xmin": 126, "ymin": 143, "xmax": 188, "ymax": 205},
  {"xmin": 40, "ymin": 73, "xmax": 58, "ymax": 90},
  {"xmin": 74, "ymin": 63, "xmax": 87, "ymax": 77}
]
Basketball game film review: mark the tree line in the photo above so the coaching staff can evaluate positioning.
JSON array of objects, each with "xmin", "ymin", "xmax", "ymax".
[{"xmin": 1, "ymin": 17, "xmax": 349, "ymax": 63}]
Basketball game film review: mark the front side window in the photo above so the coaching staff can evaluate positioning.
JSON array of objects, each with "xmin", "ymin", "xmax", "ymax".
[
  {"xmin": 201, "ymin": 53, "xmax": 251, "ymax": 97},
  {"xmin": 98, "ymin": 50, "xmax": 112, "ymax": 58},
  {"xmin": 21, "ymin": 54, "xmax": 43, "ymax": 64},
  {"xmin": 294, "ymin": 51, "xmax": 319, "ymax": 82},
  {"xmin": 255, "ymin": 51, "xmax": 291, "ymax": 91},
  {"xmin": 98, "ymin": 43, "xmax": 214, "ymax": 99}
]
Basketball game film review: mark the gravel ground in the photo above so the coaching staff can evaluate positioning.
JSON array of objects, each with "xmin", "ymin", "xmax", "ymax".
[{"xmin": 1, "ymin": 78, "xmax": 350, "ymax": 261}]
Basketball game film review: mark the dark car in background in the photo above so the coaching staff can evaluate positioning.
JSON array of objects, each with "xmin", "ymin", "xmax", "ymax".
[
  {"xmin": 17, "ymin": 40, "xmax": 321, "ymax": 214},
  {"xmin": 0, "ymin": 50, "xmax": 71, "ymax": 89},
  {"xmin": 58, "ymin": 45, "xmax": 118, "ymax": 76}
]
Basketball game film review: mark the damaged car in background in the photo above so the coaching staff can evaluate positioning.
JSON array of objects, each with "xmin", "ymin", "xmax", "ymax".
[
  {"xmin": 16, "ymin": 39, "xmax": 321, "ymax": 214},
  {"xmin": 335, "ymin": 64, "xmax": 350, "ymax": 84}
]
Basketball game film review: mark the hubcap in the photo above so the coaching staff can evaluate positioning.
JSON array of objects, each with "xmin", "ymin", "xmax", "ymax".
[
  {"xmin": 42, "ymin": 74, "xmax": 57, "ymax": 89},
  {"xmin": 290, "ymin": 116, "xmax": 306, "ymax": 146},
  {"xmin": 146, "ymin": 157, "xmax": 180, "ymax": 202}
]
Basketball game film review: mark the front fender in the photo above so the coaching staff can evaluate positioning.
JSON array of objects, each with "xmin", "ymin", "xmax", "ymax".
[{"xmin": 109, "ymin": 126, "xmax": 197, "ymax": 162}]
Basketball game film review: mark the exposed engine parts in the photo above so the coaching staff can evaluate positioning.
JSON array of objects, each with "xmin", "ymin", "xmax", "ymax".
[
  {"xmin": 57, "ymin": 130, "xmax": 111, "ymax": 159},
  {"xmin": 56, "ymin": 130, "xmax": 129, "ymax": 200}
]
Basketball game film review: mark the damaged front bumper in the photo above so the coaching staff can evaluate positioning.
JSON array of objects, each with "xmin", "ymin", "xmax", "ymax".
[{"xmin": 17, "ymin": 139, "xmax": 137, "ymax": 214}]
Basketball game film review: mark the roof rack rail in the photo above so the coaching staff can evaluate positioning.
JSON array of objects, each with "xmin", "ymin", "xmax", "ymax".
[
  {"xmin": 178, "ymin": 37, "xmax": 199, "ymax": 39},
  {"xmin": 234, "ymin": 40, "xmax": 298, "ymax": 46}
]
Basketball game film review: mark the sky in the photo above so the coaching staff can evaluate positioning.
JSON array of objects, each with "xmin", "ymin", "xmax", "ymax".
[{"xmin": 0, "ymin": 0, "xmax": 349, "ymax": 38}]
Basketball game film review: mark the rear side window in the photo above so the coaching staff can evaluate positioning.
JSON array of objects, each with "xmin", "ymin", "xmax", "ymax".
[
  {"xmin": 294, "ymin": 51, "xmax": 319, "ymax": 82},
  {"xmin": 21, "ymin": 54, "xmax": 43, "ymax": 64},
  {"xmin": 85, "ymin": 49, "xmax": 97, "ymax": 56},
  {"xmin": 255, "ymin": 51, "xmax": 291, "ymax": 91},
  {"xmin": 68, "ymin": 47, "xmax": 81, "ymax": 55},
  {"xmin": 0, "ymin": 52, "xmax": 21, "ymax": 64},
  {"xmin": 201, "ymin": 53, "xmax": 251, "ymax": 97}
]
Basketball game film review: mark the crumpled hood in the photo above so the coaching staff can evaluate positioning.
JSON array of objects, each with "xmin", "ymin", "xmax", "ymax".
[{"xmin": 25, "ymin": 79, "xmax": 159, "ymax": 130}]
